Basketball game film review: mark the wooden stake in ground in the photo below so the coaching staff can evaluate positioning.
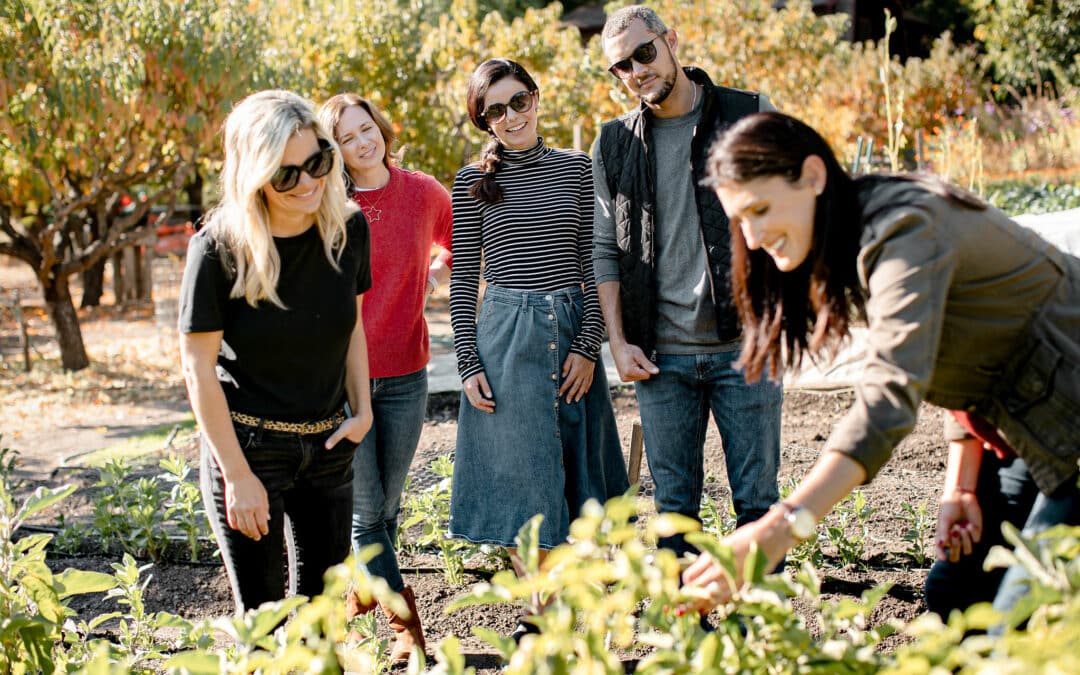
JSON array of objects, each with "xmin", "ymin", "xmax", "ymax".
[
  {"xmin": 12, "ymin": 290, "xmax": 31, "ymax": 372},
  {"xmin": 627, "ymin": 420, "xmax": 644, "ymax": 486}
]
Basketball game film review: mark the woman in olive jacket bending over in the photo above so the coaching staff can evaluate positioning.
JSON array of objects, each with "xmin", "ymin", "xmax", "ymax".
[{"xmin": 681, "ymin": 112, "xmax": 1080, "ymax": 627}]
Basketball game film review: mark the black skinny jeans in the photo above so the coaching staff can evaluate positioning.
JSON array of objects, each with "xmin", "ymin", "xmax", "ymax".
[
  {"xmin": 923, "ymin": 454, "xmax": 1039, "ymax": 617},
  {"xmin": 200, "ymin": 422, "xmax": 357, "ymax": 613}
]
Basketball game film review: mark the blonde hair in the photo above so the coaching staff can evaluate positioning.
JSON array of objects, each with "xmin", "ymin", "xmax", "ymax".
[{"xmin": 204, "ymin": 89, "xmax": 355, "ymax": 308}]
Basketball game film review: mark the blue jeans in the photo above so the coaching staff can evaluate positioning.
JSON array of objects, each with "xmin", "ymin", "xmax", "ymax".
[
  {"xmin": 200, "ymin": 421, "xmax": 357, "ymax": 613},
  {"xmin": 990, "ymin": 476, "xmax": 1080, "ymax": 632},
  {"xmin": 924, "ymin": 455, "xmax": 1039, "ymax": 617},
  {"xmin": 351, "ymin": 368, "xmax": 428, "ymax": 592},
  {"xmin": 634, "ymin": 351, "xmax": 782, "ymax": 554}
]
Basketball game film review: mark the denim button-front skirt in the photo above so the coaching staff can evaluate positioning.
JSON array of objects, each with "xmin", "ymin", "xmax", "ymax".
[{"xmin": 450, "ymin": 285, "xmax": 629, "ymax": 549}]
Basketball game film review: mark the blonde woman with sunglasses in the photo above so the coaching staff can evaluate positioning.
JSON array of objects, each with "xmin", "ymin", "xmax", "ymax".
[{"xmin": 178, "ymin": 89, "xmax": 373, "ymax": 613}]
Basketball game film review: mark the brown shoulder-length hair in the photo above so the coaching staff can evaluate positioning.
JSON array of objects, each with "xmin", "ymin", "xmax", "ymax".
[
  {"xmin": 705, "ymin": 112, "xmax": 986, "ymax": 383},
  {"xmin": 464, "ymin": 58, "xmax": 539, "ymax": 205},
  {"xmin": 318, "ymin": 93, "xmax": 402, "ymax": 176}
]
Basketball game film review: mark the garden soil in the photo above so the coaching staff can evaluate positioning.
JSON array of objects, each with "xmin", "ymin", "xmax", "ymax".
[{"xmin": 1, "ymin": 256, "xmax": 946, "ymax": 671}]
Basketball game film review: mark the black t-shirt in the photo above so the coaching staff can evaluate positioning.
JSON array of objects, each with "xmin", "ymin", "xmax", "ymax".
[{"xmin": 178, "ymin": 213, "xmax": 372, "ymax": 421}]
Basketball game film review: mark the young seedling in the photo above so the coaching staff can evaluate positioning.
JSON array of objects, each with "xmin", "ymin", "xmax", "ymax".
[{"xmin": 901, "ymin": 499, "xmax": 932, "ymax": 567}]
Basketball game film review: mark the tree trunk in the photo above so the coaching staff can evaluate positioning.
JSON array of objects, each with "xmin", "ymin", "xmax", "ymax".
[
  {"xmin": 81, "ymin": 259, "xmax": 106, "ymax": 307},
  {"xmin": 111, "ymin": 251, "xmax": 127, "ymax": 303},
  {"xmin": 43, "ymin": 274, "xmax": 89, "ymax": 371},
  {"xmin": 137, "ymin": 244, "xmax": 153, "ymax": 301},
  {"xmin": 81, "ymin": 212, "xmax": 106, "ymax": 307},
  {"xmin": 121, "ymin": 247, "xmax": 138, "ymax": 304},
  {"xmin": 185, "ymin": 172, "xmax": 205, "ymax": 226}
]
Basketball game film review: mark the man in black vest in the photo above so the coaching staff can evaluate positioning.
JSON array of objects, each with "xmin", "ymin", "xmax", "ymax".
[{"xmin": 592, "ymin": 5, "xmax": 783, "ymax": 556}]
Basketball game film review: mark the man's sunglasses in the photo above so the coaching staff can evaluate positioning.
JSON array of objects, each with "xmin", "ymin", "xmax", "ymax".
[
  {"xmin": 482, "ymin": 90, "xmax": 536, "ymax": 125},
  {"xmin": 607, "ymin": 35, "xmax": 664, "ymax": 79},
  {"xmin": 269, "ymin": 138, "xmax": 334, "ymax": 192}
]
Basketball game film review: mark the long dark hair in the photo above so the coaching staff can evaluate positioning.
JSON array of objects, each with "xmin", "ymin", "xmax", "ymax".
[
  {"xmin": 704, "ymin": 113, "xmax": 863, "ymax": 382},
  {"xmin": 706, "ymin": 112, "xmax": 987, "ymax": 383},
  {"xmin": 464, "ymin": 58, "xmax": 539, "ymax": 205}
]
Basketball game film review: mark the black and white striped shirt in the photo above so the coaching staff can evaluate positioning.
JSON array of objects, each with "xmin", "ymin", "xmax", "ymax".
[{"xmin": 450, "ymin": 139, "xmax": 604, "ymax": 379}]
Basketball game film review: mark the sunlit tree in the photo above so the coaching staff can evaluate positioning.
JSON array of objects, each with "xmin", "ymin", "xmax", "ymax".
[{"xmin": 0, "ymin": 0, "xmax": 266, "ymax": 370}]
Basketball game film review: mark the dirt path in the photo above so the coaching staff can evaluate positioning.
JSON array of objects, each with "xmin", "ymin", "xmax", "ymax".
[{"xmin": 0, "ymin": 257, "xmax": 192, "ymax": 480}]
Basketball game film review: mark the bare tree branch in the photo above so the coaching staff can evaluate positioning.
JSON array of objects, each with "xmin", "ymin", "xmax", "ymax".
[
  {"xmin": 58, "ymin": 162, "xmax": 189, "ymax": 278},
  {"xmin": 0, "ymin": 204, "xmax": 41, "ymax": 266},
  {"xmin": 0, "ymin": 242, "xmax": 37, "ymax": 266}
]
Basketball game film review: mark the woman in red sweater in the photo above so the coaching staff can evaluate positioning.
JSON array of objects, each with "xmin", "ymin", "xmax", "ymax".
[{"xmin": 319, "ymin": 94, "xmax": 452, "ymax": 663}]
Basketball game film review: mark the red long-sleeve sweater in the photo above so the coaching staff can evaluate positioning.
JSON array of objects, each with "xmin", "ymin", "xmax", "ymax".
[{"xmin": 352, "ymin": 165, "xmax": 453, "ymax": 379}]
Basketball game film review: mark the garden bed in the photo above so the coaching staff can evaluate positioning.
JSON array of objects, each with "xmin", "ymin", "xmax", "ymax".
[{"xmin": 22, "ymin": 387, "xmax": 945, "ymax": 671}]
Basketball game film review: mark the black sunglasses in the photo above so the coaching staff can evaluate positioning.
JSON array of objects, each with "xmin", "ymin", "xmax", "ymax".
[
  {"xmin": 607, "ymin": 35, "xmax": 665, "ymax": 79},
  {"xmin": 269, "ymin": 138, "xmax": 334, "ymax": 192},
  {"xmin": 482, "ymin": 90, "xmax": 536, "ymax": 125}
]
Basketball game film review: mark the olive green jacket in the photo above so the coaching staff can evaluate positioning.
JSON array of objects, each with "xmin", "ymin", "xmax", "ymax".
[{"xmin": 828, "ymin": 179, "xmax": 1080, "ymax": 495}]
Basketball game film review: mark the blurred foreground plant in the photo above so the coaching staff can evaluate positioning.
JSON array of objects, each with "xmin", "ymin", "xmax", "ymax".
[
  {"xmin": 0, "ymin": 474, "xmax": 116, "ymax": 672},
  {"xmin": 440, "ymin": 494, "xmax": 895, "ymax": 674},
  {"xmin": 884, "ymin": 523, "xmax": 1080, "ymax": 674}
]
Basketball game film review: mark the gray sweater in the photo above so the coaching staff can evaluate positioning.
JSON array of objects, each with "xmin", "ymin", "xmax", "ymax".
[{"xmin": 592, "ymin": 92, "xmax": 773, "ymax": 354}]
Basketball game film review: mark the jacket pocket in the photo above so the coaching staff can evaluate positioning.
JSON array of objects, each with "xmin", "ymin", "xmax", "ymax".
[{"xmin": 1002, "ymin": 341, "xmax": 1080, "ymax": 462}]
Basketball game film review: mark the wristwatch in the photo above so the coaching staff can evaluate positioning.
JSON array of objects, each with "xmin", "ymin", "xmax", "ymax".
[{"xmin": 773, "ymin": 502, "xmax": 817, "ymax": 541}]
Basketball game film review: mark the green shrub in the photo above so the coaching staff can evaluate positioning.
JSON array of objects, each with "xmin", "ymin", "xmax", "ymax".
[
  {"xmin": 968, "ymin": 0, "xmax": 1080, "ymax": 94},
  {"xmin": 986, "ymin": 179, "xmax": 1080, "ymax": 215}
]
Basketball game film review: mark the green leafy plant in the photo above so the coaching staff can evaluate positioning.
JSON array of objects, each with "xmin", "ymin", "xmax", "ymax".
[
  {"xmin": 0, "ymin": 441, "xmax": 20, "ymax": 487},
  {"xmin": 91, "ymin": 458, "xmax": 140, "ymax": 555},
  {"xmin": 166, "ymin": 547, "xmax": 409, "ymax": 674},
  {"xmin": 345, "ymin": 610, "xmax": 393, "ymax": 674},
  {"xmin": 159, "ymin": 453, "xmax": 211, "ymax": 563},
  {"xmin": 0, "ymin": 473, "xmax": 118, "ymax": 673},
  {"xmin": 126, "ymin": 477, "xmax": 172, "ymax": 562},
  {"xmin": 901, "ymin": 499, "xmax": 933, "ymax": 567},
  {"xmin": 987, "ymin": 179, "xmax": 1080, "ymax": 215},
  {"xmin": 441, "ymin": 496, "xmax": 895, "ymax": 674},
  {"xmin": 85, "ymin": 455, "xmax": 211, "ymax": 562},
  {"xmin": 77, "ymin": 554, "xmax": 210, "ymax": 671},
  {"xmin": 824, "ymin": 489, "xmax": 875, "ymax": 567},
  {"xmin": 879, "ymin": 9, "xmax": 908, "ymax": 172},
  {"xmin": 885, "ymin": 524, "xmax": 1080, "ymax": 674},
  {"xmin": 779, "ymin": 477, "xmax": 825, "ymax": 568},
  {"xmin": 53, "ymin": 512, "xmax": 88, "ymax": 555},
  {"xmin": 698, "ymin": 492, "xmax": 736, "ymax": 539},
  {"xmin": 399, "ymin": 455, "xmax": 482, "ymax": 584}
]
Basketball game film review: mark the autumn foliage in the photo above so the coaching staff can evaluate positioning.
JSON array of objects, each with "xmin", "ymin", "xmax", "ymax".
[{"xmin": 1, "ymin": 0, "xmax": 1077, "ymax": 370}]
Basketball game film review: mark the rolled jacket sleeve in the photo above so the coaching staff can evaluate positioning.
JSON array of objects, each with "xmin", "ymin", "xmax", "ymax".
[{"xmin": 826, "ymin": 205, "xmax": 957, "ymax": 481}]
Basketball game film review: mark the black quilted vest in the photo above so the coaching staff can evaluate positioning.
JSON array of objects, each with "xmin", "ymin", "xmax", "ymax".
[{"xmin": 598, "ymin": 68, "xmax": 759, "ymax": 358}]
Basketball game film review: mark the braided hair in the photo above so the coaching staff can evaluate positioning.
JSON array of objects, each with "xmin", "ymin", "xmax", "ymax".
[{"xmin": 464, "ymin": 58, "xmax": 539, "ymax": 205}]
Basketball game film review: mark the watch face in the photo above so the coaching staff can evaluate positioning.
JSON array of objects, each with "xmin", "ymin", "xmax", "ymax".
[{"xmin": 789, "ymin": 507, "xmax": 817, "ymax": 540}]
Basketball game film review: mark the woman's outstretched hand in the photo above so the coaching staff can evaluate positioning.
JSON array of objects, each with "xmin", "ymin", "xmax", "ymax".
[{"xmin": 680, "ymin": 511, "xmax": 794, "ymax": 613}]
